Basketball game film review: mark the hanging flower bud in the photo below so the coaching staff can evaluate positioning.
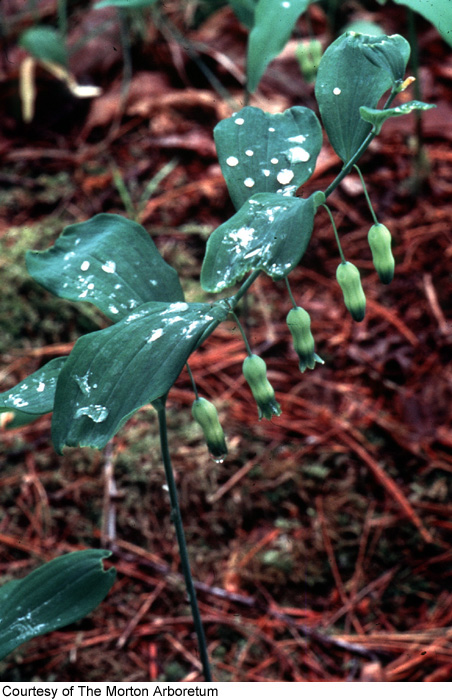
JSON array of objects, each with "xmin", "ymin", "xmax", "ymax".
[
  {"xmin": 336, "ymin": 261, "xmax": 366, "ymax": 322},
  {"xmin": 242, "ymin": 355, "xmax": 281, "ymax": 420},
  {"xmin": 286, "ymin": 307, "xmax": 324, "ymax": 372},
  {"xmin": 192, "ymin": 397, "xmax": 227, "ymax": 462},
  {"xmin": 368, "ymin": 223, "xmax": 395, "ymax": 284}
]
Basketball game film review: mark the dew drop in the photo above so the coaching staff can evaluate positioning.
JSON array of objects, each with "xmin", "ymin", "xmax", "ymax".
[
  {"xmin": 271, "ymin": 157, "xmax": 279, "ymax": 164},
  {"xmin": 245, "ymin": 149, "xmax": 254, "ymax": 156},
  {"xmin": 37, "ymin": 382, "xmax": 45, "ymax": 393},
  {"xmin": 235, "ymin": 117, "xmax": 244, "ymax": 125},
  {"xmin": 226, "ymin": 156, "xmax": 239, "ymax": 167},
  {"xmin": 75, "ymin": 405, "xmax": 109, "ymax": 423},
  {"xmin": 333, "ymin": 87, "xmax": 341, "ymax": 95},
  {"xmin": 102, "ymin": 260, "xmax": 116, "ymax": 274},
  {"xmin": 74, "ymin": 371, "xmax": 92, "ymax": 396},
  {"xmin": 244, "ymin": 177, "xmax": 255, "ymax": 188},
  {"xmin": 288, "ymin": 146, "xmax": 310, "ymax": 163},
  {"xmin": 148, "ymin": 328, "xmax": 163, "ymax": 342},
  {"xmin": 268, "ymin": 127, "xmax": 275, "ymax": 132},
  {"xmin": 81, "ymin": 261, "xmax": 90, "ymax": 271},
  {"xmin": 277, "ymin": 169, "xmax": 294, "ymax": 185},
  {"xmin": 263, "ymin": 169, "xmax": 270, "ymax": 177}
]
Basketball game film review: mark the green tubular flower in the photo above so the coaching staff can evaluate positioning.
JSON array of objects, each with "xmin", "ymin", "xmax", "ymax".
[
  {"xmin": 242, "ymin": 354, "xmax": 281, "ymax": 421},
  {"xmin": 286, "ymin": 307, "xmax": 324, "ymax": 372},
  {"xmin": 368, "ymin": 223, "xmax": 395, "ymax": 284},
  {"xmin": 191, "ymin": 397, "xmax": 227, "ymax": 462},
  {"xmin": 336, "ymin": 261, "xmax": 366, "ymax": 322}
]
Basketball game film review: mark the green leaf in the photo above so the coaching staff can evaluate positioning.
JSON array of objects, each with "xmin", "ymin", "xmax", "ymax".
[
  {"xmin": 228, "ymin": 0, "xmax": 258, "ymax": 28},
  {"xmin": 360, "ymin": 33, "xmax": 410, "ymax": 86},
  {"xmin": 26, "ymin": 214, "xmax": 184, "ymax": 322},
  {"xmin": 0, "ymin": 550, "xmax": 115, "ymax": 660},
  {"xmin": 201, "ymin": 192, "xmax": 318, "ymax": 292},
  {"xmin": 94, "ymin": 0, "xmax": 158, "ymax": 7},
  {"xmin": 19, "ymin": 26, "xmax": 68, "ymax": 67},
  {"xmin": 51, "ymin": 301, "xmax": 229, "ymax": 452},
  {"xmin": 0, "ymin": 357, "xmax": 67, "ymax": 428},
  {"xmin": 247, "ymin": 0, "xmax": 311, "ymax": 93},
  {"xmin": 214, "ymin": 106, "xmax": 322, "ymax": 210},
  {"xmin": 392, "ymin": 0, "xmax": 452, "ymax": 48},
  {"xmin": 315, "ymin": 33, "xmax": 409, "ymax": 163},
  {"xmin": 360, "ymin": 100, "xmax": 436, "ymax": 134}
]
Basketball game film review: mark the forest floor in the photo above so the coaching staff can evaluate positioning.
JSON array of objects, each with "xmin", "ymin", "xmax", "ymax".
[{"xmin": 0, "ymin": 0, "xmax": 451, "ymax": 682}]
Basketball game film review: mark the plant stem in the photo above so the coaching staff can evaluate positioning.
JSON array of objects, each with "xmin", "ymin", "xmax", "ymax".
[
  {"xmin": 324, "ymin": 89, "xmax": 398, "ymax": 200},
  {"xmin": 186, "ymin": 362, "xmax": 199, "ymax": 400},
  {"xmin": 229, "ymin": 310, "xmax": 253, "ymax": 355},
  {"xmin": 157, "ymin": 402, "xmax": 212, "ymax": 682},
  {"xmin": 354, "ymin": 165, "xmax": 378, "ymax": 225},
  {"xmin": 322, "ymin": 203, "xmax": 345, "ymax": 263},
  {"xmin": 285, "ymin": 277, "xmax": 298, "ymax": 309}
]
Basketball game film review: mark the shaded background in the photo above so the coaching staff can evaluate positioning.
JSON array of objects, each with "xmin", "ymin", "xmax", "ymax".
[{"xmin": 0, "ymin": 0, "xmax": 451, "ymax": 681}]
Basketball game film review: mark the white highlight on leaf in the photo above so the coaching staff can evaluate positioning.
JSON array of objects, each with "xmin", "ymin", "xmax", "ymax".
[
  {"xmin": 75, "ymin": 371, "xmax": 92, "ymax": 396},
  {"xmin": 109, "ymin": 305, "xmax": 119, "ymax": 315},
  {"xmin": 244, "ymin": 177, "xmax": 255, "ymax": 188},
  {"xmin": 288, "ymin": 146, "xmax": 310, "ymax": 163},
  {"xmin": 282, "ymin": 1, "xmax": 291, "ymax": 7},
  {"xmin": 226, "ymin": 156, "xmax": 239, "ymax": 166},
  {"xmin": 37, "ymin": 382, "xmax": 45, "ymax": 392},
  {"xmin": 333, "ymin": 87, "xmax": 341, "ymax": 95},
  {"xmin": 75, "ymin": 405, "xmax": 109, "ymax": 423},
  {"xmin": 81, "ymin": 260, "xmax": 90, "ymax": 271},
  {"xmin": 288, "ymin": 134, "xmax": 306, "ymax": 144},
  {"xmin": 9, "ymin": 395, "xmax": 29, "ymax": 408},
  {"xmin": 102, "ymin": 260, "xmax": 116, "ymax": 274},
  {"xmin": 235, "ymin": 117, "xmax": 244, "ymax": 125},
  {"xmin": 148, "ymin": 328, "xmax": 164, "ymax": 342},
  {"xmin": 229, "ymin": 226, "xmax": 256, "ymax": 251},
  {"xmin": 168, "ymin": 302, "xmax": 189, "ymax": 312},
  {"xmin": 277, "ymin": 169, "xmax": 295, "ymax": 185},
  {"xmin": 245, "ymin": 149, "xmax": 254, "ymax": 156}
]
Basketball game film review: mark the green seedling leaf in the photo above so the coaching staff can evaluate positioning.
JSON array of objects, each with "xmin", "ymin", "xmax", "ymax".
[
  {"xmin": 360, "ymin": 100, "xmax": 436, "ymax": 134},
  {"xmin": 51, "ymin": 301, "xmax": 229, "ymax": 452},
  {"xmin": 392, "ymin": 0, "xmax": 452, "ymax": 49},
  {"xmin": 228, "ymin": 0, "xmax": 258, "ymax": 28},
  {"xmin": 215, "ymin": 106, "xmax": 322, "ymax": 210},
  {"xmin": 26, "ymin": 214, "xmax": 184, "ymax": 322},
  {"xmin": 315, "ymin": 32, "xmax": 409, "ymax": 163},
  {"xmin": 201, "ymin": 192, "xmax": 318, "ymax": 292},
  {"xmin": 360, "ymin": 33, "xmax": 410, "ymax": 86},
  {"xmin": 94, "ymin": 0, "xmax": 159, "ymax": 7},
  {"xmin": 0, "ymin": 357, "xmax": 67, "ymax": 429},
  {"xmin": 19, "ymin": 26, "xmax": 68, "ymax": 67},
  {"xmin": 247, "ymin": 0, "xmax": 311, "ymax": 93},
  {"xmin": 0, "ymin": 550, "xmax": 115, "ymax": 660}
]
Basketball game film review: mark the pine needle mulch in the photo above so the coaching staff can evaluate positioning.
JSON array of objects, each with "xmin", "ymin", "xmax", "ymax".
[{"xmin": 0, "ymin": 0, "xmax": 451, "ymax": 682}]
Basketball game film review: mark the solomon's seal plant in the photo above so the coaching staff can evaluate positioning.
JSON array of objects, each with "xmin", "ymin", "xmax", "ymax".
[
  {"xmin": 286, "ymin": 306, "xmax": 324, "ymax": 372},
  {"xmin": 0, "ymin": 29, "xmax": 435, "ymax": 678},
  {"xmin": 336, "ymin": 261, "xmax": 367, "ymax": 323},
  {"xmin": 242, "ymin": 354, "xmax": 282, "ymax": 420},
  {"xmin": 192, "ymin": 397, "xmax": 228, "ymax": 462},
  {"xmin": 368, "ymin": 223, "xmax": 395, "ymax": 284}
]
